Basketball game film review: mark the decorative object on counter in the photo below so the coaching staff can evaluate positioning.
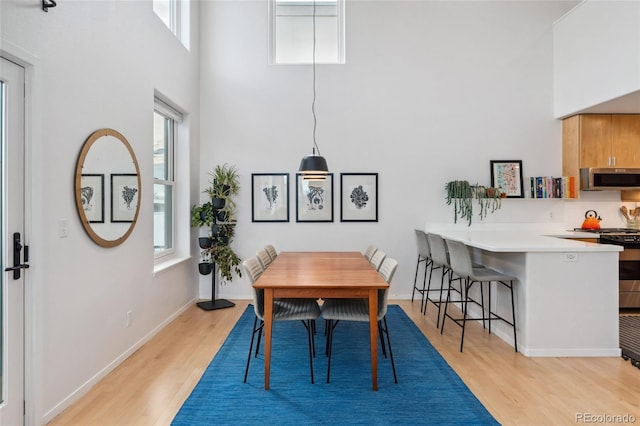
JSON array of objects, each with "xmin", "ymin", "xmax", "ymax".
[
  {"xmin": 340, "ymin": 173, "xmax": 378, "ymax": 222},
  {"xmin": 445, "ymin": 180, "xmax": 502, "ymax": 226},
  {"xmin": 296, "ymin": 173, "xmax": 334, "ymax": 222},
  {"xmin": 298, "ymin": 2, "xmax": 329, "ymax": 181},
  {"xmin": 490, "ymin": 160, "xmax": 524, "ymax": 198},
  {"xmin": 620, "ymin": 205, "xmax": 640, "ymax": 229},
  {"xmin": 251, "ymin": 173, "xmax": 290, "ymax": 222},
  {"xmin": 581, "ymin": 209, "xmax": 602, "ymax": 230},
  {"xmin": 191, "ymin": 164, "xmax": 241, "ymax": 311}
]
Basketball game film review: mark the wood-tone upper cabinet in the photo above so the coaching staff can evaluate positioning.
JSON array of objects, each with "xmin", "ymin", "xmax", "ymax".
[
  {"xmin": 563, "ymin": 114, "xmax": 640, "ymax": 176},
  {"xmin": 611, "ymin": 115, "xmax": 640, "ymax": 167},
  {"xmin": 563, "ymin": 114, "xmax": 640, "ymax": 199}
]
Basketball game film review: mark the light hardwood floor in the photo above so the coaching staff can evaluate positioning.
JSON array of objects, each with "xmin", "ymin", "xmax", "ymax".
[{"xmin": 48, "ymin": 300, "xmax": 640, "ymax": 426}]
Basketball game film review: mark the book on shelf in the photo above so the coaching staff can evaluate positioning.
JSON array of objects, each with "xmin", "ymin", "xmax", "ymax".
[{"xmin": 528, "ymin": 176, "xmax": 576, "ymax": 199}]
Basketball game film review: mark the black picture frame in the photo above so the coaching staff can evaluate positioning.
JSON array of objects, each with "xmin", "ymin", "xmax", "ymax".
[
  {"xmin": 251, "ymin": 173, "xmax": 290, "ymax": 222},
  {"xmin": 80, "ymin": 174, "xmax": 104, "ymax": 223},
  {"xmin": 490, "ymin": 160, "xmax": 524, "ymax": 198},
  {"xmin": 296, "ymin": 173, "xmax": 334, "ymax": 222},
  {"xmin": 110, "ymin": 173, "xmax": 139, "ymax": 223},
  {"xmin": 340, "ymin": 173, "xmax": 378, "ymax": 222}
]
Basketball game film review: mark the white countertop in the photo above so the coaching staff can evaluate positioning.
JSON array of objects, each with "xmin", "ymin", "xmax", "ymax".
[{"xmin": 423, "ymin": 224, "xmax": 623, "ymax": 253}]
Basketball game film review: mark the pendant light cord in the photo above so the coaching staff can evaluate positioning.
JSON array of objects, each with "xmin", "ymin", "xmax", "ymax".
[{"xmin": 312, "ymin": 0, "xmax": 320, "ymax": 156}]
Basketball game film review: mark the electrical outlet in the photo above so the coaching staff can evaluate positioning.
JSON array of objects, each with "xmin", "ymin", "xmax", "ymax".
[
  {"xmin": 125, "ymin": 310, "xmax": 133, "ymax": 327},
  {"xmin": 563, "ymin": 253, "xmax": 578, "ymax": 262}
]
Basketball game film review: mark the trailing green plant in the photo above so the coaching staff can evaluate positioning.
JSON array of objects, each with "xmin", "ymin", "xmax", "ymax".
[
  {"xmin": 445, "ymin": 180, "xmax": 502, "ymax": 226},
  {"xmin": 202, "ymin": 241, "xmax": 242, "ymax": 282}
]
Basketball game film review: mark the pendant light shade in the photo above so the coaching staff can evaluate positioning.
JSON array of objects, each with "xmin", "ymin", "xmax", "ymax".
[{"xmin": 299, "ymin": 147, "xmax": 328, "ymax": 180}]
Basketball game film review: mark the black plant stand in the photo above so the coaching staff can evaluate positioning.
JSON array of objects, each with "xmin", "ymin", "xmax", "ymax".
[
  {"xmin": 197, "ymin": 263, "xmax": 235, "ymax": 310},
  {"xmin": 197, "ymin": 197, "xmax": 235, "ymax": 311}
]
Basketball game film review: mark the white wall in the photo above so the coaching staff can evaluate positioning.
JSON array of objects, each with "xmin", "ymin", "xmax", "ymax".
[
  {"xmin": 554, "ymin": 0, "xmax": 640, "ymax": 117},
  {"xmin": 200, "ymin": 0, "xmax": 579, "ymax": 302},
  {"xmin": 1, "ymin": 1, "xmax": 201, "ymax": 423}
]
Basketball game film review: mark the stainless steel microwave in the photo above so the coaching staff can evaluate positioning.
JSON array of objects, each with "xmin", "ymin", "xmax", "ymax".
[{"xmin": 580, "ymin": 168, "xmax": 640, "ymax": 191}]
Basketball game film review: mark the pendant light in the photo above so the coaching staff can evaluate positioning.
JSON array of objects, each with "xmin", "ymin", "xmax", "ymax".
[{"xmin": 299, "ymin": 0, "xmax": 329, "ymax": 181}]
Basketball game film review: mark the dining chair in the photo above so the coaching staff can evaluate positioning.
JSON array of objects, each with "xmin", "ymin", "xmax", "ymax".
[
  {"xmin": 242, "ymin": 257, "xmax": 321, "ymax": 383},
  {"xmin": 369, "ymin": 250, "xmax": 386, "ymax": 271},
  {"xmin": 321, "ymin": 257, "xmax": 399, "ymax": 384},
  {"xmin": 256, "ymin": 248, "xmax": 272, "ymax": 270},
  {"xmin": 441, "ymin": 239, "xmax": 518, "ymax": 352},
  {"xmin": 363, "ymin": 245, "xmax": 377, "ymax": 261},
  {"xmin": 265, "ymin": 244, "xmax": 278, "ymax": 261},
  {"xmin": 412, "ymin": 229, "xmax": 433, "ymax": 312}
]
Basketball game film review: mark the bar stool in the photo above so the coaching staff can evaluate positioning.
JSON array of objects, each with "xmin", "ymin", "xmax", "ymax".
[
  {"xmin": 424, "ymin": 233, "xmax": 452, "ymax": 328},
  {"xmin": 411, "ymin": 230, "xmax": 433, "ymax": 312},
  {"xmin": 441, "ymin": 238, "xmax": 518, "ymax": 353}
]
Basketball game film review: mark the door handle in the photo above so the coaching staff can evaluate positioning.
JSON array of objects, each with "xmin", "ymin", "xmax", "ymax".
[{"xmin": 4, "ymin": 232, "xmax": 29, "ymax": 280}]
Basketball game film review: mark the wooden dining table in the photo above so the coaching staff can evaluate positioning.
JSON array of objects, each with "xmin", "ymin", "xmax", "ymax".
[{"xmin": 252, "ymin": 251, "xmax": 389, "ymax": 390}]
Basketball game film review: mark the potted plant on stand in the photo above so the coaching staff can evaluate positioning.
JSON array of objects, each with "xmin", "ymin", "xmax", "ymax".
[{"xmin": 191, "ymin": 163, "xmax": 242, "ymax": 311}]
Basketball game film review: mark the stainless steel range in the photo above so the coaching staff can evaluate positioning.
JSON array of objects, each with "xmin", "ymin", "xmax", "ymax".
[{"xmin": 594, "ymin": 229, "xmax": 640, "ymax": 309}]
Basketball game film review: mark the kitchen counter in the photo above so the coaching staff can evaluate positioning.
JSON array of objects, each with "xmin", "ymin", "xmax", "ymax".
[
  {"xmin": 427, "ymin": 228, "xmax": 621, "ymax": 252},
  {"xmin": 424, "ymin": 223, "xmax": 621, "ymax": 357}
]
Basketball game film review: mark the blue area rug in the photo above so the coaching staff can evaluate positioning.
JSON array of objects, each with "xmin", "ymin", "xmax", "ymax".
[{"xmin": 173, "ymin": 305, "xmax": 499, "ymax": 425}]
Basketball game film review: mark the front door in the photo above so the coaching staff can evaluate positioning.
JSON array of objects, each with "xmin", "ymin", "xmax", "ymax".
[{"xmin": 0, "ymin": 56, "xmax": 27, "ymax": 425}]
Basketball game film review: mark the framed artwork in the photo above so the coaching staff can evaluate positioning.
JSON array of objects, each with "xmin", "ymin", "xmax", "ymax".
[
  {"xmin": 490, "ymin": 160, "xmax": 524, "ymax": 198},
  {"xmin": 111, "ymin": 174, "xmax": 139, "ymax": 223},
  {"xmin": 80, "ymin": 174, "xmax": 104, "ymax": 223},
  {"xmin": 296, "ymin": 173, "xmax": 334, "ymax": 222},
  {"xmin": 252, "ymin": 173, "xmax": 290, "ymax": 222},
  {"xmin": 340, "ymin": 173, "xmax": 378, "ymax": 222}
]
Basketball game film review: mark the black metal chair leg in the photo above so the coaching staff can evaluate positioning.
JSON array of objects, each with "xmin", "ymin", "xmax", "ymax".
[
  {"xmin": 378, "ymin": 321, "xmax": 387, "ymax": 358},
  {"xmin": 382, "ymin": 317, "xmax": 398, "ymax": 383},
  {"xmin": 460, "ymin": 279, "xmax": 470, "ymax": 352},
  {"xmin": 509, "ymin": 280, "xmax": 518, "ymax": 352},
  {"xmin": 244, "ymin": 317, "xmax": 261, "ymax": 383},
  {"xmin": 326, "ymin": 320, "xmax": 334, "ymax": 383},
  {"xmin": 306, "ymin": 320, "xmax": 315, "ymax": 384}
]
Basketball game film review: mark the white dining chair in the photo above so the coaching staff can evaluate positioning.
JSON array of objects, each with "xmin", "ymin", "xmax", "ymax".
[
  {"xmin": 242, "ymin": 257, "xmax": 321, "ymax": 383},
  {"xmin": 321, "ymin": 257, "xmax": 399, "ymax": 384}
]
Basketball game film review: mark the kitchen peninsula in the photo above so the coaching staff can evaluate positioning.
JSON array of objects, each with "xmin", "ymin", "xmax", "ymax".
[{"xmin": 424, "ymin": 224, "xmax": 622, "ymax": 357}]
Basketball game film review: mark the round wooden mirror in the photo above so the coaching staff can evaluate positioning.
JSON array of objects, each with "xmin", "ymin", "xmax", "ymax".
[{"xmin": 74, "ymin": 128, "xmax": 141, "ymax": 248}]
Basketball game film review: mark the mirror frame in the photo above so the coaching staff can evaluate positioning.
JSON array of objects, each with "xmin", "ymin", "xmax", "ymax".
[{"xmin": 74, "ymin": 128, "xmax": 141, "ymax": 248}]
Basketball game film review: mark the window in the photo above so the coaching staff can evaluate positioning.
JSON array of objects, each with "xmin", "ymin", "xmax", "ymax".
[
  {"xmin": 153, "ymin": 0, "xmax": 190, "ymax": 49},
  {"xmin": 153, "ymin": 99, "xmax": 182, "ymax": 257},
  {"xmin": 269, "ymin": 0, "xmax": 345, "ymax": 64}
]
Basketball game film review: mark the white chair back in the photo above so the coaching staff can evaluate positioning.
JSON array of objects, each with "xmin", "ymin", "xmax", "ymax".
[
  {"xmin": 256, "ymin": 249, "xmax": 272, "ymax": 270},
  {"xmin": 427, "ymin": 233, "xmax": 449, "ymax": 267},
  {"xmin": 377, "ymin": 257, "xmax": 398, "ymax": 318},
  {"xmin": 370, "ymin": 250, "xmax": 386, "ymax": 271},
  {"xmin": 363, "ymin": 245, "xmax": 377, "ymax": 261},
  {"xmin": 265, "ymin": 245, "xmax": 278, "ymax": 261},
  {"xmin": 242, "ymin": 257, "xmax": 265, "ymax": 319},
  {"xmin": 415, "ymin": 229, "xmax": 431, "ymax": 258},
  {"xmin": 444, "ymin": 239, "xmax": 474, "ymax": 278}
]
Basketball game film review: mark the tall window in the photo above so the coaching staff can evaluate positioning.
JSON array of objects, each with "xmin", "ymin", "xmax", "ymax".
[
  {"xmin": 153, "ymin": 0, "xmax": 190, "ymax": 49},
  {"xmin": 154, "ymin": 99, "xmax": 181, "ymax": 256},
  {"xmin": 269, "ymin": 0, "xmax": 345, "ymax": 64}
]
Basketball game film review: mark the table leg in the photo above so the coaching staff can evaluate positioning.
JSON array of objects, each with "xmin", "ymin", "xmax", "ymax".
[
  {"xmin": 369, "ymin": 288, "xmax": 378, "ymax": 391},
  {"xmin": 264, "ymin": 288, "xmax": 273, "ymax": 390}
]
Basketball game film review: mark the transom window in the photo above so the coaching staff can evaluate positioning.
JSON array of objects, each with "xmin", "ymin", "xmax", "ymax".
[
  {"xmin": 153, "ymin": 0, "xmax": 191, "ymax": 49},
  {"xmin": 269, "ymin": 0, "xmax": 345, "ymax": 64}
]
